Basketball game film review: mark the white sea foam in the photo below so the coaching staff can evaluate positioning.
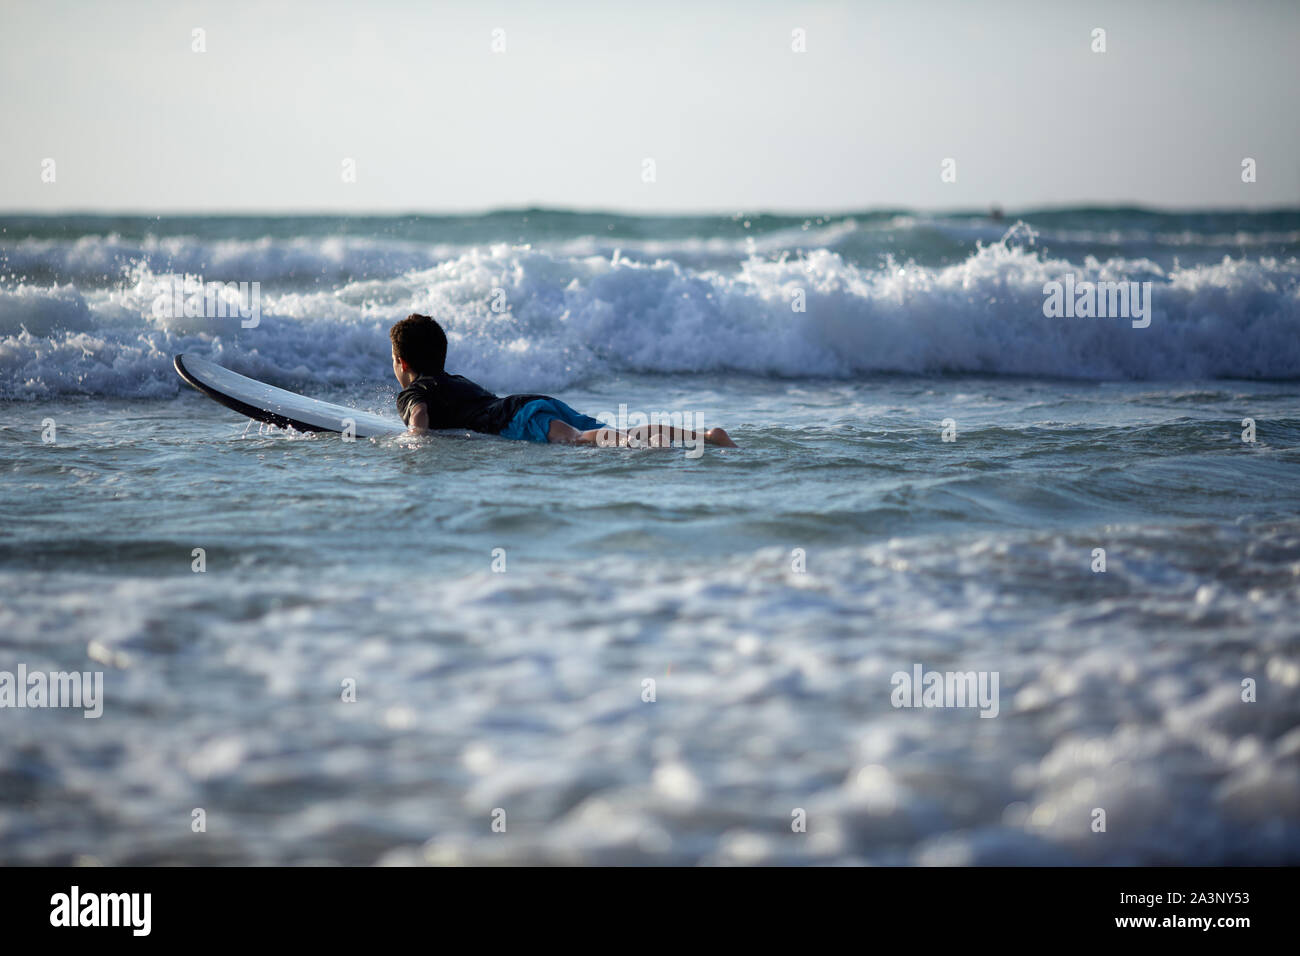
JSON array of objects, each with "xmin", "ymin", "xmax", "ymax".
[
  {"xmin": 2, "ymin": 229, "xmax": 1298, "ymax": 399},
  {"xmin": 1, "ymin": 522, "xmax": 1295, "ymax": 865}
]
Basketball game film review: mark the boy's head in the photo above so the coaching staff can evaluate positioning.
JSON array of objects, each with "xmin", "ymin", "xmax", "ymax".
[{"xmin": 390, "ymin": 314, "xmax": 448, "ymax": 382}]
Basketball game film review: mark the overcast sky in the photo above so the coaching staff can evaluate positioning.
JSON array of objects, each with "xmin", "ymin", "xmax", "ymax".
[{"xmin": 2, "ymin": 0, "xmax": 1296, "ymax": 213}]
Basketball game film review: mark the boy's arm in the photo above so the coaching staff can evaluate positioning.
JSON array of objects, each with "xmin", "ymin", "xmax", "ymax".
[{"xmin": 406, "ymin": 402, "xmax": 429, "ymax": 434}]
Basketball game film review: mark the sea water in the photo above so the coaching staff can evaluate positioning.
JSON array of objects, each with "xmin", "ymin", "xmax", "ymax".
[{"xmin": 1, "ymin": 209, "xmax": 1298, "ymax": 864}]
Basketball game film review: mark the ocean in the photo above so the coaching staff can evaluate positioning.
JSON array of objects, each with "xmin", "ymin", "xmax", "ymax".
[{"xmin": 1, "ymin": 208, "xmax": 1298, "ymax": 865}]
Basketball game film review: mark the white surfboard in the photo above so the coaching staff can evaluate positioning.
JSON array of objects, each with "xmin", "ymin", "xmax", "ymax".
[{"xmin": 174, "ymin": 353, "xmax": 406, "ymax": 438}]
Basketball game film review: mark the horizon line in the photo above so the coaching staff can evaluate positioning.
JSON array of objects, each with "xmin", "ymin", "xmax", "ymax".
[{"xmin": 2, "ymin": 201, "xmax": 1298, "ymax": 219}]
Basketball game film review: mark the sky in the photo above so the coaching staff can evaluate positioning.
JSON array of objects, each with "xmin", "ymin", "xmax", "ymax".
[{"xmin": 1, "ymin": 0, "xmax": 1296, "ymax": 213}]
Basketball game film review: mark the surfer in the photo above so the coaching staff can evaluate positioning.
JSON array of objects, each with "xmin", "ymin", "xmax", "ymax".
[{"xmin": 390, "ymin": 314, "xmax": 737, "ymax": 448}]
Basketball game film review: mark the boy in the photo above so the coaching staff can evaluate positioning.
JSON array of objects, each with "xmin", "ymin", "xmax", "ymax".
[{"xmin": 390, "ymin": 314, "xmax": 736, "ymax": 448}]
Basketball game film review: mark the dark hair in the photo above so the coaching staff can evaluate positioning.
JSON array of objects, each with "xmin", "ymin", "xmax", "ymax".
[{"xmin": 390, "ymin": 314, "xmax": 448, "ymax": 374}]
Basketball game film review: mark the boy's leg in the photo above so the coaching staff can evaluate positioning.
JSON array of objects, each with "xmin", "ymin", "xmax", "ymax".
[
  {"xmin": 546, "ymin": 419, "xmax": 636, "ymax": 447},
  {"xmin": 622, "ymin": 423, "xmax": 737, "ymax": 447},
  {"xmin": 547, "ymin": 418, "xmax": 622, "ymax": 445},
  {"xmin": 558, "ymin": 423, "xmax": 736, "ymax": 448},
  {"xmin": 544, "ymin": 409, "xmax": 736, "ymax": 448},
  {"xmin": 546, "ymin": 418, "xmax": 587, "ymax": 444}
]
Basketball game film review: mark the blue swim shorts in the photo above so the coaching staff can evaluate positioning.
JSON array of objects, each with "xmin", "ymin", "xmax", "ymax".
[{"xmin": 499, "ymin": 398, "xmax": 611, "ymax": 443}]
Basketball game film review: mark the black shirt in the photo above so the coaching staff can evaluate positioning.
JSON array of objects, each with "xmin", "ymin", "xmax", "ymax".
[{"xmin": 396, "ymin": 372, "xmax": 547, "ymax": 434}]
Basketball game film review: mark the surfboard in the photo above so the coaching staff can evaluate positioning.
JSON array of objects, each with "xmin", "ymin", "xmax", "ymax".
[{"xmin": 173, "ymin": 353, "xmax": 406, "ymax": 438}]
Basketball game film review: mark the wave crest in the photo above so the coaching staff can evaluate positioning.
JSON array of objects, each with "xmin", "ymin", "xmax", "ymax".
[{"xmin": 2, "ymin": 231, "xmax": 1298, "ymax": 398}]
